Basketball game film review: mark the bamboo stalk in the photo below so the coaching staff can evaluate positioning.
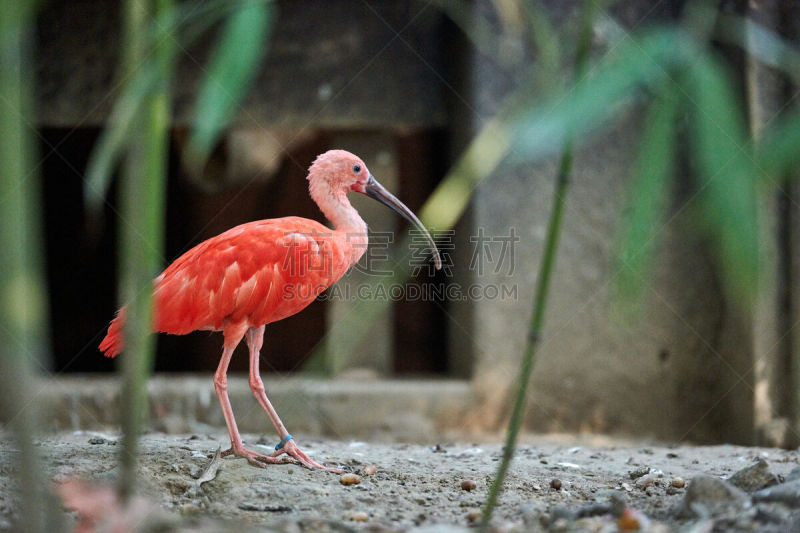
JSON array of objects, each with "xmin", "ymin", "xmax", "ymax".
[
  {"xmin": 117, "ymin": 0, "xmax": 172, "ymax": 502},
  {"xmin": 0, "ymin": 2, "xmax": 55, "ymax": 531},
  {"xmin": 479, "ymin": 1, "xmax": 598, "ymax": 527}
]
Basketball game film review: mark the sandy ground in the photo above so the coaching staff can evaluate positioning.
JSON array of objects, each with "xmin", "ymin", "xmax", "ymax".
[{"xmin": 2, "ymin": 431, "xmax": 800, "ymax": 532}]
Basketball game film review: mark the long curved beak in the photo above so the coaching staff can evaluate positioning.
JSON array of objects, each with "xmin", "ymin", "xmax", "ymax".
[{"xmin": 364, "ymin": 175, "xmax": 442, "ymax": 270}]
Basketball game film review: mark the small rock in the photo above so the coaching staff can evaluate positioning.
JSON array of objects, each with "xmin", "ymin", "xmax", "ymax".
[
  {"xmin": 238, "ymin": 503, "xmax": 292, "ymax": 512},
  {"xmin": 629, "ymin": 466, "xmax": 650, "ymax": 480},
  {"xmin": 608, "ymin": 491, "xmax": 628, "ymax": 517},
  {"xmin": 671, "ymin": 477, "xmax": 686, "ymax": 488},
  {"xmin": 518, "ymin": 501, "xmax": 546, "ymax": 525},
  {"xmin": 340, "ymin": 473, "xmax": 361, "ymax": 486},
  {"xmin": 180, "ymin": 503, "xmax": 202, "ymax": 515},
  {"xmin": 550, "ymin": 505, "xmax": 576, "ymax": 523},
  {"xmin": 466, "ymin": 510, "xmax": 481, "ymax": 523},
  {"xmin": 348, "ymin": 511, "xmax": 368, "ymax": 522},
  {"xmin": 575, "ymin": 502, "xmax": 611, "ymax": 518},
  {"xmin": 618, "ymin": 508, "xmax": 649, "ymax": 531},
  {"xmin": 460, "ymin": 480, "xmax": 476, "ymax": 491},
  {"xmin": 592, "ymin": 490, "xmax": 627, "ymax": 516},
  {"xmin": 753, "ymin": 479, "xmax": 800, "ymax": 507},
  {"xmin": 407, "ymin": 526, "xmax": 470, "ymax": 533},
  {"xmin": 728, "ymin": 458, "xmax": 779, "ymax": 492},
  {"xmin": 550, "ymin": 478, "xmax": 562, "ymax": 490},
  {"xmin": 363, "ymin": 464, "xmax": 378, "ymax": 475},
  {"xmin": 677, "ymin": 475, "xmax": 749, "ymax": 519},
  {"xmin": 786, "ymin": 466, "xmax": 800, "ymax": 484},
  {"xmin": 635, "ymin": 473, "xmax": 658, "ymax": 489},
  {"xmin": 88, "ymin": 437, "xmax": 108, "ymax": 445},
  {"xmin": 754, "ymin": 502, "xmax": 792, "ymax": 524}
]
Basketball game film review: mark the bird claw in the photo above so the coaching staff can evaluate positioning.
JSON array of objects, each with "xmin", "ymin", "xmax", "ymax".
[
  {"xmin": 221, "ymin": 446, "xmax": 299, "ymax": 468},
  {"xmin": 271, "ymin": 439, "xmax": 343, "ymax": 474}
]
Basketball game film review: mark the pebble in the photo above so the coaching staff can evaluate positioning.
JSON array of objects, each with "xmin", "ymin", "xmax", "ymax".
[
  {"xmin": 608, "ymin": 491, "xmax": 628, "ymax": 517},
  {"xmin": 629, "ymin": 466, "xmax": 650, "ymax": 480},
  {"xmin": 348, "ymin": 511, "xmax": 368, "ymax": 522},
  {"xmin": 618, "ymin": 508, "xmax": 649, "ymax": 531},
  {"xmin": 677, "ymin": 475, "xmax": 749, "ymax": 518},
  {"xmin": 466, "ymin": 510, "xmax": 481, "ymax": 523},
  {"xmin": 340, "ymin": 473, "xmax": 361, "ymax": 486},
  {"xmin": 179, "ymin": 503, "xmax": 203, "ymax": 515},
  {"xmin": 728, "ymin": 458, "xmax": 778, "ymax": 492},
  {"xmin": 550, "ymin": 478, "xmax": 562, "ymax": 490},
  {"xmin": 363, "ymin": 464, "xmax": 378, "ymax": 475},
  {"xmin": 550, "ymin": 505, "xmax": 576, "ymax": 523},
  {"xmin": 635, "ymin": 473, "xmax": 658, "ymax": 489},
  {"xmin": 575, "ymin": 502, "xmax": 611, "ymax": 518},
  {"xmin": 671, "ymin": 477, "xmax": 686, "ymax": 488},
  {"xmin": 518, "ymin": 501, "xmax": 547, "ymax": 525},
  {"xmin": 460, "ymin": 480, "xmax": 476, "ymax": 491},
  {"xmin": 786, "ymin": 466, "xmax": 800, "ymax": 483},
  {"xmin": 754, "ymin": 502, "xmax": 793, "ymax": 523},
  {"xmin": 753, "ymin": 479, "xmax": 800, "ymax": 507}
]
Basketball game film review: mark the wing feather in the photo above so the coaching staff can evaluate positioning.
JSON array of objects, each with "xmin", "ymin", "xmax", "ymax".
[{"xmin": 153, "ymin": 217, "xmax": 354, "ymax": 334}]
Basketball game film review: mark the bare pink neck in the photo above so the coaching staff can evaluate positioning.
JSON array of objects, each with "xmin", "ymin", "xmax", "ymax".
[{"xmin": 310, "ymin": 181, "xmax": 367, "ymax": 234}]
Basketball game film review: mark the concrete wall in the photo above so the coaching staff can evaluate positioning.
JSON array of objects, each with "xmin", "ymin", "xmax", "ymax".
[{"xmin": 452, "ymin": 1, "xmax": 770, "ymax": 443}]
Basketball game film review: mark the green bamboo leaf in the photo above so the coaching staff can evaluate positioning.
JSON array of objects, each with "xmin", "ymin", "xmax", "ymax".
[
  {"xmin": 520, "ymin": 0, "xmax": 561, "ymax": 93},
  {"xmin": 715, "ymin": 13, "xmax": 800, "ymax": 85},
  {"xmin": 510, "ymin": 28, "xmax": 687, "ymax": 160},
  {"xmin": 84, "ymin": 0, "xmax": 244, "ymax": 213},
  {"xmin": 756, "ymin": 105, "xmax": 800, "ymax": 177},
  {"xmin": 687, "ymin": 54, "xmax": 760, "ymax": 306},
  {"xmin": 185, "ymin": 0, "xmax": 274, "ymax": 171},
  {"xmin": 614, "ymin": 88, "xmax": 679, "ymax": 310},
  {"xmin": 84, "ymin": 66, "xmax": 160, "ymax": 212}
]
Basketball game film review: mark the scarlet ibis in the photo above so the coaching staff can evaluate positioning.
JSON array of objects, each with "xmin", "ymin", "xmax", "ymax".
[{"xmin": 100, "ymin": 150, "xmax": 441, "ymax": 471}]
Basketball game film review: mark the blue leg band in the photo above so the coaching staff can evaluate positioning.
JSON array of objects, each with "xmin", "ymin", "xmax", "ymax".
[{"xmin": 275, "ymin": 434, "xmax": 293, "ymax": 450}]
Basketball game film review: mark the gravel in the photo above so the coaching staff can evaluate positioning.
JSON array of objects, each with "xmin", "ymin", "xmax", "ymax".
[{"xmin": 2, "ymin": 432, "xmax": 800, "ymax": 532}]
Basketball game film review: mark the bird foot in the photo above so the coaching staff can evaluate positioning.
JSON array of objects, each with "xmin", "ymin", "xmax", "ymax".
[
  {"xmin": 271, "ymin": 439, "xmax": 343, "ymax": 473},
  {"xmin": 221, "ymin": 446, "xmax": 299, "ymax": 468}
]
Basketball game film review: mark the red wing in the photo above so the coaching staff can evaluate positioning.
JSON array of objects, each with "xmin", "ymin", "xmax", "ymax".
[{"xmin": 152, "ymin": 218, "xmax": 342, "ymax": 333}]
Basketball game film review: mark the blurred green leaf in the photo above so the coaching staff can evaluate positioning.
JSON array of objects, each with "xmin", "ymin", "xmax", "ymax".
[
  {"xmin": 184, "ymin": 0, "xmax": 274, "ymax": 171},
  {"xmin": 84, "ymin": 0, "xmax": 258, "ymax": 214},
  {"xmin": 716, "ymin": 13, "xmax": 800, "ymax": 85},
  {"xmin": 510, "ymin": 28, "xmax": 686, "ymax": 161},
  {"xmin": 84, "ymin": 66, "xmax": 161, "ymax": 212},
  {"xmin": 615, "ymin": 88, "xmax": 678, "ymax": 310},
  {"xmin": 687, "ymin": 54, "xmax": 760, "ymax": 305},
  {"xmin": 756, "ymin": 105, "xmax": 800, "ymax": 177},
  {"xmin": 520, "ymin": 0, "xmax": 561, "ymax": 92}
]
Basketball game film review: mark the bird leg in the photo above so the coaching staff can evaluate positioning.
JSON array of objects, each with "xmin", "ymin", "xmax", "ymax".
[
  {"xmin": 245, "ymin": 326, "xmax": 342, "ymax": 473},
  {"xmin": 214, "ymin": 326, "xmax": 297, "ymax": 468}
]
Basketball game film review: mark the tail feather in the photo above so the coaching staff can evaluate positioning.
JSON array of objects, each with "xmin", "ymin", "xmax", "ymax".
[{"xmin": 99, "ymin": 307, "xmax": 126, "ymax": 358}]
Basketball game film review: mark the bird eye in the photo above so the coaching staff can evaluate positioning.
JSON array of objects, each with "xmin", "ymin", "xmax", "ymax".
[{"xmin": 353, "ymin": 164, "xmax": 361, "ymax": 173}]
